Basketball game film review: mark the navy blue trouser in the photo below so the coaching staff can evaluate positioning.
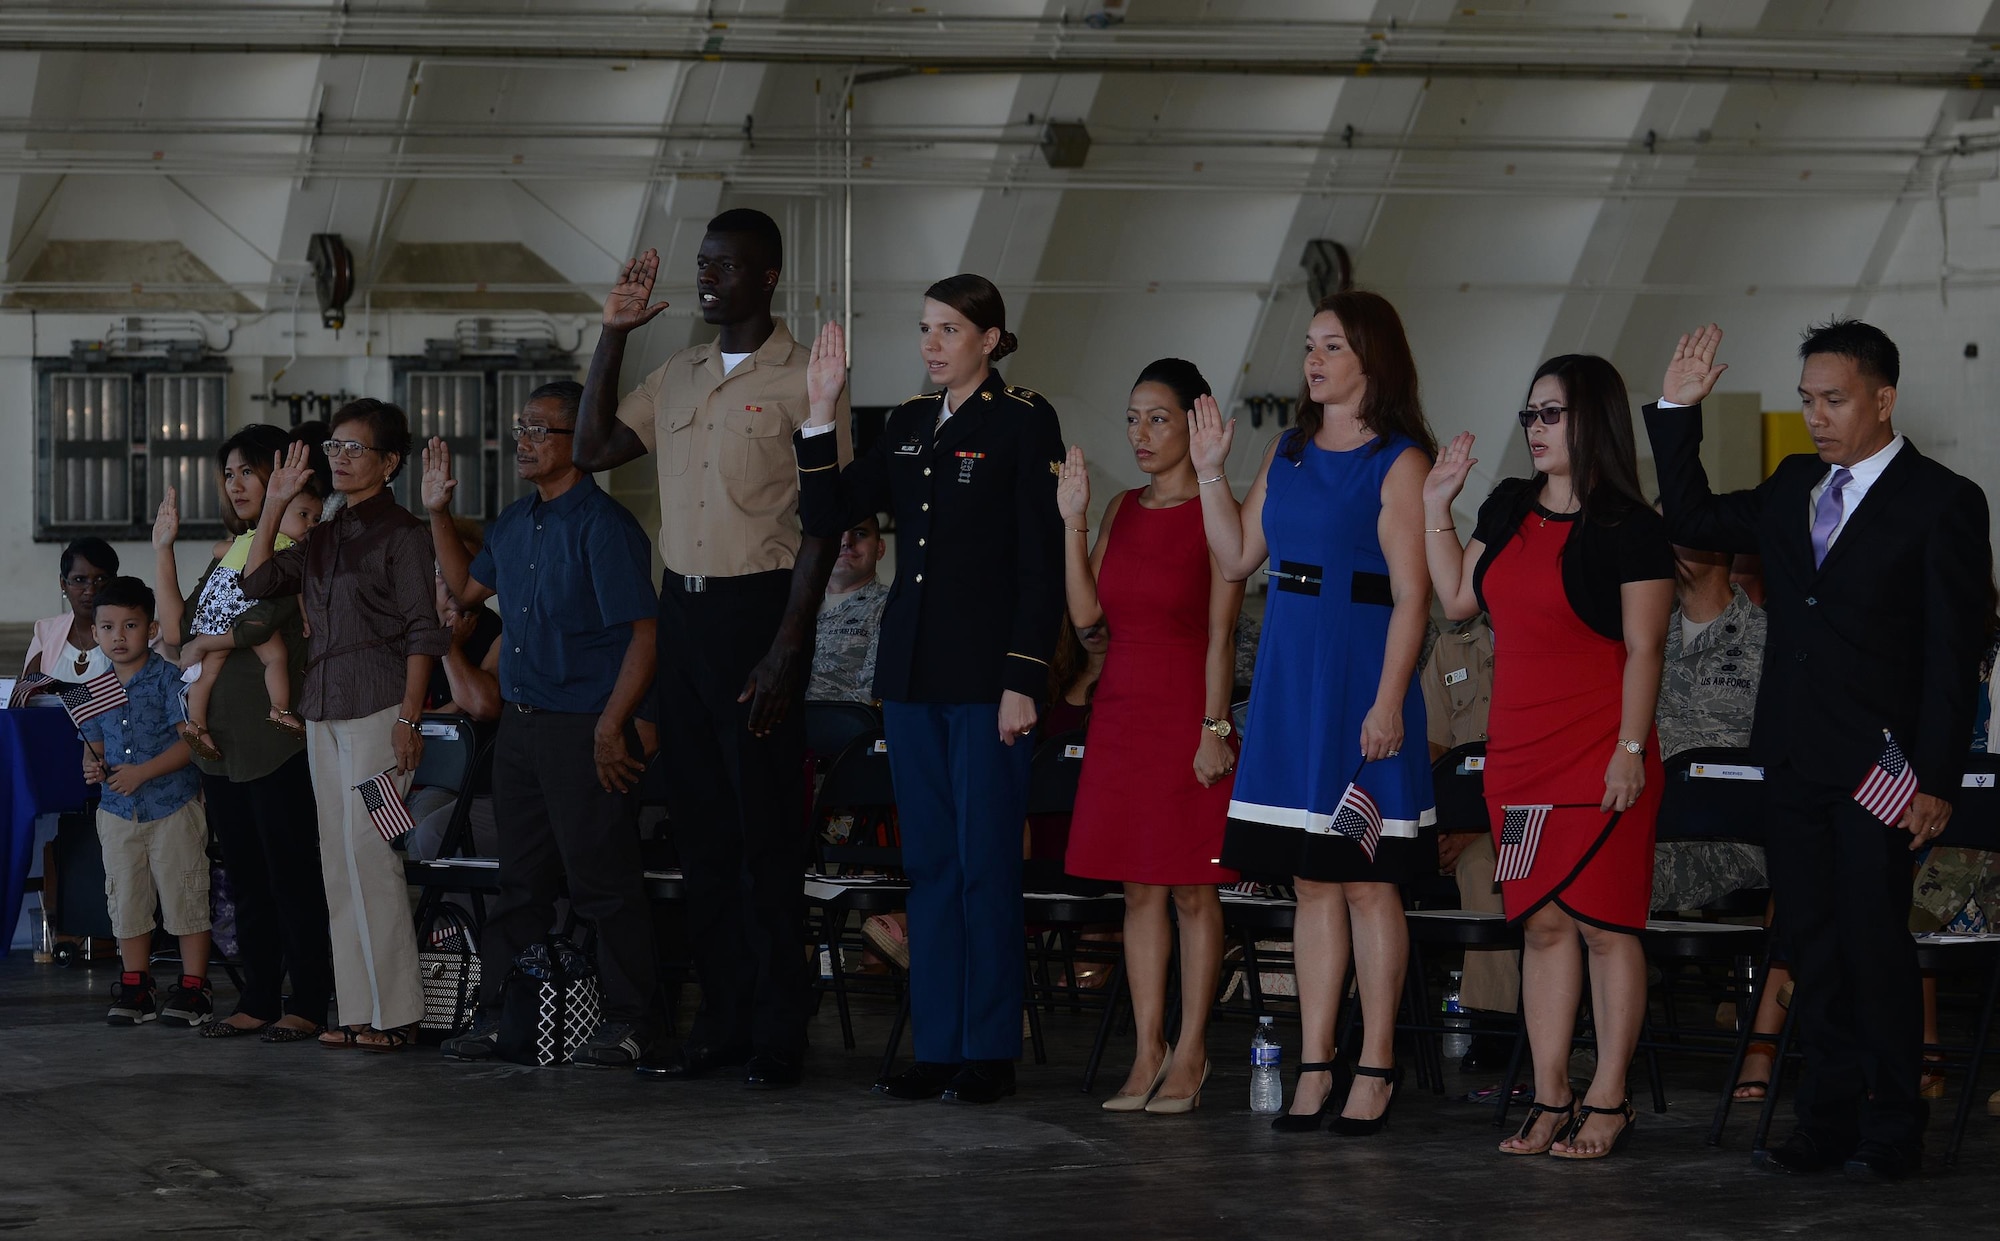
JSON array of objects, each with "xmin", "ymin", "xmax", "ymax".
[{"xmin": 881, "ymin": 700, "xmax": 1032, "ymax": 1064}]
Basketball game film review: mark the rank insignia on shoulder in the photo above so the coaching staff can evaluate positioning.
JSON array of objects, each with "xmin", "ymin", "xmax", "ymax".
[{"xmin": 1005, "ymin": 385, "xmax": 1040, "ymax": 404}]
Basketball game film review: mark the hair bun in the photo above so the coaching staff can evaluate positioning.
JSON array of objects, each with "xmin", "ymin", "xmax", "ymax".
[{"xmin": 992, "ymin": 330, "xmax": 1020, "ymax": 362}]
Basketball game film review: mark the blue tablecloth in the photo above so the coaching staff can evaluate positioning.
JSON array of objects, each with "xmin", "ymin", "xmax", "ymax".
[{"xmin": 2, "ymin": 707, "xmax": 90, "ymax": 950}]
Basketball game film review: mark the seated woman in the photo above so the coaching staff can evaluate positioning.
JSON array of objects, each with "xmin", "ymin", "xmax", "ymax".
[{"xmin": 20, "ymin": 538, "xmax": 121, "ymax": 692}]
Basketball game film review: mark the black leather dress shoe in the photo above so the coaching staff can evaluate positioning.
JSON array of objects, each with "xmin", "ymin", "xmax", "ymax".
[
  {"xmin": 1844, "ymin": 1140, "xmax": 1922, "ymax": 1183},
  {"xmin": 1754, "ymin": 1129, "xmax": 1855, "ymax": 1175},
  {"xmin": 941, "ymin": 1060, "xmax": 1017, "ymax": 1105},
  {"xmin": 743, "ymin": 1052, "xmax": 803, "ymax": 1090},
  {"xmin": 633, "ymin": 1043, "xmax": 752, "ymax": 1079},
  {"xmin": 873, "ymin": 1061, "xmax": 962, "ymax": 1100}
]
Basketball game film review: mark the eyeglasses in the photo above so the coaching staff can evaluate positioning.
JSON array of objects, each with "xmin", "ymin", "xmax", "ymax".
[
  {"xmin": 1516, "ymin": 406, "xmax": 1569, "ymax": 428},
  {"xmin": 64, "ymin": 573, "xmax": 109, "ymax": 589},
  {"xmin": 511, "ymin": 423, "xmax": 576, "ymax": 445},
  {"xmin": 322, "ymin": 439, "xmax": 385, "ymax": 459}
]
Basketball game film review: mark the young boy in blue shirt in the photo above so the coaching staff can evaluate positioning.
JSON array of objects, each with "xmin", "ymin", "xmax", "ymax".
[{"xmin": 79, "ymin": 577, "xmax": 212, "ymax": 1027}]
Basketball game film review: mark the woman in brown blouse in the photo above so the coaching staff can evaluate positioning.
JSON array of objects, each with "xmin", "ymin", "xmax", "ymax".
[{"xmin": 242, "ymin": 399, "xmax": 448, "ymax": 1051}]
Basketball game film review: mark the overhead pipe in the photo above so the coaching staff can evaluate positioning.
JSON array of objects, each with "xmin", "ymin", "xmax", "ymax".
[{"xmin": 0, "ymin": 8, "xmax": 1992, "ymax": 89}]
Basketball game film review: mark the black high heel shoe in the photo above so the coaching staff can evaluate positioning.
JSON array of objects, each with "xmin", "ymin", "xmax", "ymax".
[
  {"xmin": 1271, "ymin": 1061, "xmax": 1337, "ymax": 1132},
  {"xmin": 1329, "ymin": 1063, "xmax": 1402, "ymax": 1137}
]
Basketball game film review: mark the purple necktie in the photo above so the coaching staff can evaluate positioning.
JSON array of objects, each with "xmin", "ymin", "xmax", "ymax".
[{"xmin": 1810, "ymin": 466, "xmax": 1852, "ymax": 568}]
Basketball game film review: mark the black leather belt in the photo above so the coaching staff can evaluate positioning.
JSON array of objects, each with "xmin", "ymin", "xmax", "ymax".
[{"xmin": 1269, "ymin": 561, "xmax": 1394, "ymax": 606}]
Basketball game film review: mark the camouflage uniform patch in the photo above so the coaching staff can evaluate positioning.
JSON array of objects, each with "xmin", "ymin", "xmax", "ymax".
[
  {"xmin": 1652, "ymin": 841, "xmax": 1769, "ymax": 913},
  {"xmin": 809, "ymin": 578, "xmax": 889, "ymax": 703},
  {"xmin": 1657, "ymin": 585, "xmax": 1765, "ymax": 760}
]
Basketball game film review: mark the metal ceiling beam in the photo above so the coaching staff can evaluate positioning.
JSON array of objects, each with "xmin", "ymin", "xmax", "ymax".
[
  {"xmin": 0, "ymin": 146, "xmax": 1981, "ymax": 201},
  {"xmin": 0, "ymin": 7, "xmax": 1996, "ymax": 87},
  {"xmin": 0, "ymin": 116, "xmax": 1988, "ymax": 163}
]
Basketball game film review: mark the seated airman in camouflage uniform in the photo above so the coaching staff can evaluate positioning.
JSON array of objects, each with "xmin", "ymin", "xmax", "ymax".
[
  {"xmin": 1653, "ymin": 544, "xmax": 1769, "ymax": 912},
  {"xmin": 809, "ymin": 513, "xmax": 890, "ymax": 703}
]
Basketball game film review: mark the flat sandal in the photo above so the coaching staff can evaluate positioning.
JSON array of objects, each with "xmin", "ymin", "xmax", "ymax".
[
  {"xmin": 1550, "ymin": 1099, "xmax": 1636, "ymax": 1161},
  {"xmin": 1499, "ymin": 1097, "xmax": 1576, "ymax": 1156}
]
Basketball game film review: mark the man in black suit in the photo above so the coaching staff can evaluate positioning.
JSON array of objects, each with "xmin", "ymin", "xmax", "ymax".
[{"xmin": 1645, "ymin": 320, "xmax": 1992, "ymax": 1180}]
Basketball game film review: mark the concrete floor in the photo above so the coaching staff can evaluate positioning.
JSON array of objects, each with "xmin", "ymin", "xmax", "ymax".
[{"xmin": 0, "ymin": 955, "xmax": 1993, "ymax": 1240}]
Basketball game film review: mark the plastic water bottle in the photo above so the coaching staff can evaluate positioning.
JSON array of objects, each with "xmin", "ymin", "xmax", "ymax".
[
  {"xmin": 1250, "ymin": 1016, "xmax": 1283, "ymax": 1113},
  {"xmin": 1442, "ymin": 970, "xmax": 1472, "ymax": 1060}
]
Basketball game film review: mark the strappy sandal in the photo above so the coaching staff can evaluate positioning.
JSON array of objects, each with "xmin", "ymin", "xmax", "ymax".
[
  {"xmin": 266, "ymin": 707, "xmax": 306, "ymax": 739},
  {"xmin": 1272, "ymin": 1061, "xmax": 1338, "ymax": 1133},
  {"xmin": 178, "ymin": 721, "xmax": 224, "ymax": 762},
  {"xmin": 318, "ymin": 1025, "xmax": 364, "ymax": 1050},
  {"xmin": 356, "ymin": 1025, "xmax": 416, "ymax": 1053},
  {"xmin": 1733, "ymin": 1040, "xmax": 1777, "ymax": 1100},
  {"xmin": 1550, "ymin": 1099, "xmax": 1637, "ymax": 1161},
  {"xmin": 199, "ymin": 1017, "xmax": 271, "ymax": 1040},
  {"xmin": 262, "ymin": 1022, "xmax": 326, "ymax": 1045},
  {"xmin": 1499, "ymin": 1097, "xmax": 1576, "ymax": 1156}
]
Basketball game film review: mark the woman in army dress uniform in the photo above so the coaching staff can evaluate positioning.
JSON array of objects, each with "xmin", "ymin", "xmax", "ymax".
[{"xmin": 793, "ymin": 275, "xmax": 1065, "ymax": 1105}]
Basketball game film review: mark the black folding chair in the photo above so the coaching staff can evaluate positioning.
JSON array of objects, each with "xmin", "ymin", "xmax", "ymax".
[
  {"xmin": 804, "ymin": 700, "xmax": 883, "ymax": 767},
  {"xmin": 807, "ymin": 735, "xmax": 909, "ymax": 1055},
  {"xmin": 1017, "ymin": 729, "xmax": 1122, "ymax": 1079},
  {"xmin": 1406, "ymin": 742, "xmax": 1526, "ymax": 1104},
  {"xmin": 404, "ymin": 713, "xmax": 500, "ymax": 928}
]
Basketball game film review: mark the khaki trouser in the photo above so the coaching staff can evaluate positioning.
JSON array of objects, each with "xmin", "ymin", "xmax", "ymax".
[
  {"xmin": 1455, "ymin": 833, "xmax": 1520, "ymax": 1015},
  {"xmin": 307, "ymin": 706, "xmax": 422, "ymax": 1030}
]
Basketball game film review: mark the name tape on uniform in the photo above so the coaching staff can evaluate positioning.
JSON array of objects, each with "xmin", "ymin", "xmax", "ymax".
[
  {"xmin": 1457, "ymin": 755, "xmax": 1485, "ymax": 772},
  {"xmin": 872, "ymin": 739, "xmax": 889, "ymax": 754},
  {"xmin": 419, "ymin": 722, "xmax": 460, "ymax": 741},
  {"xmin": 1964, "ymin": 772, "xmax": 1997, "ymax": 788},
  {"xmin": 1443, "ymin": 668, "xmax": 1468, "ymax": 686},
  {"xmin": 1063, "ymin": 744, "xmax": 1085, "ymax": 759},
  {"xmin": 1689, "ymin": 763, "xmax": 1764, "ymax": 781}
]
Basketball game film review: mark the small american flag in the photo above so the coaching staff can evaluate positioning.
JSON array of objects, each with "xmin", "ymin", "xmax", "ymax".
[
  {"xmin": 7, "ymin": 672, "xmax": 55, "ymax": 709},
  {"xmin": 355, "ymin": 769, "xmax": 416, "ymax": 842},
  {"xmin": 1328, "ymin": 782, "xmax": 1382, "ymax": 861},
  {"xmin": 1495, "ymin": 804, "xmax": 1551, "ymax": 883},
  {"xmin": 1854, "ymin": 730, "xmax": 1920, "ymax": 826},
  {"xmin": 59, "ymin": 672, "xmax": 127, "ymax": 727}
]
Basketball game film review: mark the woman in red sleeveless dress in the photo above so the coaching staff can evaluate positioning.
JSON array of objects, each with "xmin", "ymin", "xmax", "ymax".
[
  {"xmin": 1424, "ymin": 355, "xmax": 1674, "ymax": 1162},
  {"xmin": 1059, "ymin": 359, "xmax": 1242, "ymax": 1114}
]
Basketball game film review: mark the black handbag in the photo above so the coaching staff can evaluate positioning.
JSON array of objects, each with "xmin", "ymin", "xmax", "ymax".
[
  {"xmin": 416, "ymin": 903, "xmax": 482, "ymax": 1040},
  {"xmin": 495, "ymin": 937, "xmax": 602, "ymax": 1066}
]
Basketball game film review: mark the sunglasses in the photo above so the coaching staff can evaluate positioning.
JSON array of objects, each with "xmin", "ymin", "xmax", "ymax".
[{"xmin": 1516, "ymin": 405, "xmax": 1569, "ymax": 428}]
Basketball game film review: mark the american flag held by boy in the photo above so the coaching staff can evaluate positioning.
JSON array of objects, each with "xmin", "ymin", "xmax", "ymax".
[
  {"xmin": 1325, "ymin": 781, "xmax": 1383, "ymax": 861},
  {"xmin": 7, "ymin": 671, "xmax": 55, "ymax": 710},
  {"xmin": 1853, "ymin": 730, "xmax": 1919, "ymax": 826},
  {"xmin": 355, "ymin": 769, "xmax": 416, "ymax": 842},
  {"xmin": 59, "ymin": 672, "xmax": 127, "ymax": 727},
  {"xmin": 1494, "ymin": 804, "xmax": 1552, "ymax": 883}
]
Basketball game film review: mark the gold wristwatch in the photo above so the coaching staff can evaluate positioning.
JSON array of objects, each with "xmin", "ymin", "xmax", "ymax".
[{"xmin": 1203, "ymin": 716, "xmax": 1233, "ymax": 739}]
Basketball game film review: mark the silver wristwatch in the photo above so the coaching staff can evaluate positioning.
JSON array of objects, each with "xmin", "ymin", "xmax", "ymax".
[{"xmin": 1617, "ymin": 738, "xmax": 1645, "ymax": 757}]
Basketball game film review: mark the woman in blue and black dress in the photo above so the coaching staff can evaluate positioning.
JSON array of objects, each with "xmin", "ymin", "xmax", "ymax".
[{"xmin": 1190, "ymin": 290, "xmax": 1436, "ymax": 1134}]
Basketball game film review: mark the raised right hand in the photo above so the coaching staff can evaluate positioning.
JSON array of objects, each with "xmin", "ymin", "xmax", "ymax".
[
  {"xmin": 151, "ymin": 485, "xmax": 180, "ymax": 549},
  {"xmin": 807, "ymin": 319, "xmax": 848, "ymax": 419},
  {"xmin": 1423, "ymin": 432, "xmax": 1478, "ymax": 514},
  {"xmin": 1660, "ymin": 323, "xmax": 1729, "ymax": 406},
  {"xmin": 604, "ymin": 249, "xmax": 672, "ymax": 333},
  {"xmin": 420, "ymin": 437, "xmax": 457, "ymax": 514},
  {"xmin": 1188, "ymin": 393, "xmax": 1234, "ymax": 479},
  {"xmin": 263, "ymin": 441, "xmax": 313, "ymax": 511},
  {"xmin": 1056, "ymin": 446, "xmax": 1090, "ymax": 525}
]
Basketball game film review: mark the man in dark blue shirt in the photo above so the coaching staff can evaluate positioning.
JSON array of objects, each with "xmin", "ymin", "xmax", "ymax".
[{"xmin": 422, "ymin": 380, "xmax": 663, "ymax": 1067}]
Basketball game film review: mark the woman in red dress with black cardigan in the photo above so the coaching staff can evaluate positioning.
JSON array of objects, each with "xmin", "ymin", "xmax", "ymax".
[
  {"xmin": 1423, "ymin": 354, "xmax": 1675, "ymax": 1162},
  {"xmin": 1057, "ymin": 358, "xmax": 1242, "ymax": 1115}
]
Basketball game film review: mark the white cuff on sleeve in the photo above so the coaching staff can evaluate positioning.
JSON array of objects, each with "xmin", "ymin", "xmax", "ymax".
[{"xmin": 800, "ymin": 421, "xmax": 836, "ymax": 438}]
